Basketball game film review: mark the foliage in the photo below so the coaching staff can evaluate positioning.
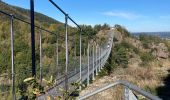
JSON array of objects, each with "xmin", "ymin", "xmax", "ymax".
[
  {"xmin": 164, "ymin": 40, "xmax": 170, "ymax": 54},
  {"xmin": 102, "ymin": 41, "xmax": 130, "ymax": 75},
  {"xmin": 58, "ymin": 80, "xmax": 85, "ymax": 100},
  {"xmin": 114, "ymin": 24, "xmax": 131, "ymax": 37},
  {"xmin": 139, "ymin": 52, "xmax": 155, "ymax": 66},
  {"xmin": 18, "ymin": 76, "xmax": 54, "ymax": 100},
  {"xmin": 113, "ymin": 45, "xmax": 128, "ymax": 68},
  {"xmin": 0, "ymin": 1, "xmax": 111, "ymax": 98},
  {"xmin": 18, "ymin": 77, "xmax": 44, "ymax": 100},
  {"xmin": 139, "ymin": 34, "xmax": 162, "ymax": 49}
]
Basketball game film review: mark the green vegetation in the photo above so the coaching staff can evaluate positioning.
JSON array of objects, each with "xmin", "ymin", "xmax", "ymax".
[
  {"xmin": 58, "ymin": 80, "xmax": 85, "ymax": 100},
  {"xmin": 139, "ymin": 52, "xmax": 155, "ymax": 66},
  {"xmin": 0, "ymin": 1, "xmax": 111, "ymax": 99},
  {"xmin": 115, "ymin": 24, "xmax": 131, "ymax": 37},
  {"xmin": 164, "ymin": 40, "xmax": 170, "ymax": 53},
  {"xmin": 99, "ymin": 25, "xmax": 132, "ymax": 75},
  {"xmin": 139, "ymin": 34, "xmax": 162, "ymax": 49},
  {"xmin": 18, "ymin": 77, "xmax": 44, "ymax": 100},
  {"xmin": 1, "ymin": 1, "xmax": 169, "ymax": 99},
  {"xmin": 113, "ymin": 43, "xmax": 129, "ymax": 68},
  {"xmin": 101, "ymin": 41, "xmax": 130, "ymax": 75},
  {"xmin": 18, "ymin": 76, "xmax": 55, "ymax": 100}
]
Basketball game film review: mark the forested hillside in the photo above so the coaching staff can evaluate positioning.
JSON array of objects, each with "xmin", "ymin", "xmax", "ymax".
[
  {"xmin": 80, "ymin": 25, "xmax": 170, "ymax": 100},
  {"xmin": 0, "ymin": 1, "xmax": 110, "ymax": 99}
]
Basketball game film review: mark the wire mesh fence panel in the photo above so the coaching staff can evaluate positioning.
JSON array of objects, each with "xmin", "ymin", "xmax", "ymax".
[
  {"xmin": 13, "ymin": 18, "xmax": 32, "ymax": 99},
  {"xmin": 0, "ymin": 1, "xmax": 115, "ymax": 99}
]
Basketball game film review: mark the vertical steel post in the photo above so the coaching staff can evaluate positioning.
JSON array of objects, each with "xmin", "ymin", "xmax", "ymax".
[
  {"xmin": 99, "ymin": 47, "xmax": 101, "ymax": 72},
  {"xmin": 100, "ymin": 47, "xmax": 101, "ymax": 69},
  {"xmin": 39, "ymin": 29, "xmax": 42, "ymax": 83},
  {"xmin": 92, "ymin": 44, "xmax": 95, "ymax": 80},
  {"xmin": 30, "ymin": 0, "xmax": 36, "ymax": 77},
  {"xmin": 79, "ymin": 29, "xmax": 82, "ymax": 90},
  {"xmin": 65, "ymin": 14, "xmax": 68, "ymax": 91},
  {"xmin": 87, "ymin": 42, "xmax": 90, "ymax": 85},
  {"xmin": 10, "ymin": 14, "xmax": 16, "ymax": 100},
  {"xmin": 98, "ymin": 46, "xmax": 99, "ymax": 71},
  {"xmin": 100, "ymin": 47, "xmax": 102, "ymax": 70},
  {"xmin": 96, "ymin": 45, "xmax": 98, "ymax": 75},
  {"xmin": 124, "ymin": 86, "xmax": 129, "ymax": 100},
  {"xmin": 100, "ymin": 49, "xmax": 103, "ymax": 69}
]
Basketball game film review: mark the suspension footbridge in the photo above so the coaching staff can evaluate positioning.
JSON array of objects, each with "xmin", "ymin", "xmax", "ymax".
[{"xmin": 0, "ymin": 0, "xmax": 162, "ymax": 100}]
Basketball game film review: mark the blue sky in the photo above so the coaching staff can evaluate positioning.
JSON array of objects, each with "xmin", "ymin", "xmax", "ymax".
[{"xmin": 2, "ymin": 0, "xmax": 170, "ymax": 32}]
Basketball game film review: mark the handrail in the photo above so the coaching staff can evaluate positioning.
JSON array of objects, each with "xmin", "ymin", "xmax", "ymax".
[
  {"xmin": 0, "ymin": 1, "xmax": 115, "ymax": 99},
  {"xmin": 0, "ymin": 10, "xmax": 66, "ymax": 39},
  {"xmin": 49, "ymin": 0, "xmax": 81, "ymax": 30},
  {"xmin": 78, "ymin": 80, "xmax": 161, "ymax": 100}
]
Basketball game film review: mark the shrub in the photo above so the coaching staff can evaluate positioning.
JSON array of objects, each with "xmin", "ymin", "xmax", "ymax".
[
  {"xmin": 140, "ymin": 52, "xmax": 155, "ymax": 66},
  {"xmin": 115, "ymin": 24, "xmax": 131, "ymax": 37},
  {"xmin": 113, "ymin": 46, "xmax": 128, "ymax": 68},
  {"xmin": 139, "ymin": 34, "xmax": 162, "ymax": 49}
]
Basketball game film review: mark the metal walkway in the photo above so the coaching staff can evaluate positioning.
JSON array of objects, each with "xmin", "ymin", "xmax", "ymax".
[{"xmin": 0, "ymin": 0, "xmax": 162, "ymax": 100}]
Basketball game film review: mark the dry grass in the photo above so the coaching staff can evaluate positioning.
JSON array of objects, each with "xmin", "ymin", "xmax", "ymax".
[{"xmin": 80, "ymin": 59, "xmax": 170, "ymax": 100}]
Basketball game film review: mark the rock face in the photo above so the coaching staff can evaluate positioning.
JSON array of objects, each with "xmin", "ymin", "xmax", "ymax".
[
  {"xmin": 125, "ymin": 37, "xmax": 143, "ymax": 49},
  {"xmin": 113, "ymin": 30, "xmax": 123, "ymax": 43},
  {"xmin": 151, "ymin": 43, "xmax": 169, "ymax": 59}
]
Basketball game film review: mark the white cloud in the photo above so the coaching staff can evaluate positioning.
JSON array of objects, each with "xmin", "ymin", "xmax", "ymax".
[{"xmin": 102, "ymin": 11, "xmax": 146, "ymax": 20}]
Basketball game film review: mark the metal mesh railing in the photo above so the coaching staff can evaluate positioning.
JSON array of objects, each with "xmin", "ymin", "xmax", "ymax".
[
  {"xmin": 0, "ymin": 1, "xmax": 161, "ymax": 100},
  {"xmin": 0, "ymin": 0, "xmax": 114, "ymax": 99}
]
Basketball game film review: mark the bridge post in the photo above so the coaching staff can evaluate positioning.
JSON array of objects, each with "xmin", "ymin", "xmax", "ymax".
[
  {"xmin": 100, "ymin": 47, "xmax": 102, "ymax": 70},
  {"xmin": 100, "ymin": 48, "xmax": 102, "ymax": 68},
  {"xmin": 100, "ymin": 48, "xmax": 103, "ymax": 69},
  {"xmin": 96, "ymin": 45, "xmax": 98, "ymax": 75},
  {"xmin": 87, "ymin": 42, "xmax": 90, "ymax": 86},
  {"xmin": 92, "ymin": 43, "xmax": 95, "ymax": 80},
  {"xmin": 65, "ymin": 14, "xmax": 68, "ymax": 91},
  {"xmin": 39, "ymin": 28, "xmax": 42, "ymax": 83},
  {"xmin": 79, "ymin": 29, "xmax": 82, "ymax": 90},
  {"xmin": 30, "ymin": 0, "xmax": 36, "ymax": 77},
  {"xmin": 10, "ymin": 14, "xmax": 16, "ymax": 100},
  {"xmin": 124, "ymin": 86, "xmax": 129, "ymax": 100},
  {"xmin": 99, "ymin": 47, "xmax": 101, "ymax": 72}
]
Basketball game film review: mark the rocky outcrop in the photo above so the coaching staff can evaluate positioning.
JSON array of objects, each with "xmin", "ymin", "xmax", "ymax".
[
  {"xmin": 125, "ymin": 37, "xmax": 143, "ymax": 50},
  {"xmin": 151, "ymin": 43, "xmax": 169, "ymax": 59},
  {"xmin": 113, "ymin": 30, "xmax": 123, "ymax": 43}
]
